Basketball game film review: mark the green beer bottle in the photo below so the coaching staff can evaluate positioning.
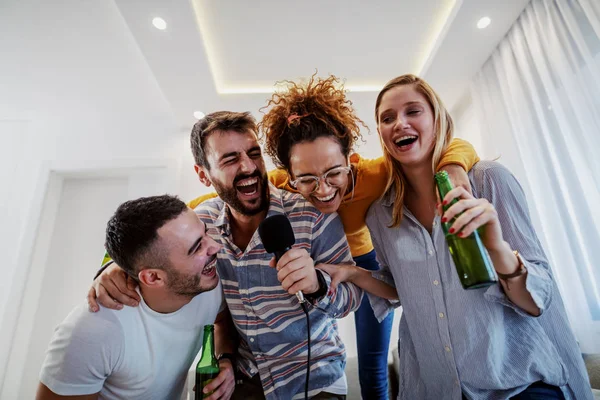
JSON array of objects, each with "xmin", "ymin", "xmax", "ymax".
[
  {"xmin": 435, "ymin": 171, "xmax": 497, "ymax": 289},
  {"xmin": 195, "ymin": 325, "xmax": 220, "ymax": 400}
]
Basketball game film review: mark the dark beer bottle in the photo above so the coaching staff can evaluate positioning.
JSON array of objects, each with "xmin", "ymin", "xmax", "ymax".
[
  {"xmin": 195, "ymin": 325, "xmax": 220, "ymax": 400},
  {"xmin": 435, "ymin": 171, "xmax": 498, "ymax": 289}
]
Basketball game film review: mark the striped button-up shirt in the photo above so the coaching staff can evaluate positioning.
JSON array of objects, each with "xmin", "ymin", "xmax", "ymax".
[
  {"xmin": 367, "ymin": 161, "xmax": 592, "ymax": 400},
  {"xmin": 194, "ymin": 184, "xmax": 363, "ymax": 400}
]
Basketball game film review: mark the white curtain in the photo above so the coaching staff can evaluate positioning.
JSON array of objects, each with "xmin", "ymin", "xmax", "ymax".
[{"xmin": 471, "ymin": 0, "xmax": 600, "ymax": 353}]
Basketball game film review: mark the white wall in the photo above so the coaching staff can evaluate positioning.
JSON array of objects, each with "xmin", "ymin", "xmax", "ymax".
[{"xmin": 0, "ymin": 0, "xmax": 187, "ymax": 390}]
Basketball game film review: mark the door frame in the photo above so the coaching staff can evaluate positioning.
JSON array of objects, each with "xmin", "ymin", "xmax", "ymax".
[{"xmin": 0, "ymin": 158, "xmax": 179, "ymax": 398}]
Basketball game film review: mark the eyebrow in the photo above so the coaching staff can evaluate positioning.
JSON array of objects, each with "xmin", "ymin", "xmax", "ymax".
[
  {"xmin": 218, "ymin": 146, "xmax": 261, "ymax": 162},
  {"xmin": 187, "ymin": 222, "xmax": 207, "ymax": 256},
  {"xmin": 219, "ymin": 151, "xmax": 239, "ymax": 162},
  {"xmin": 187, "ymin": 236, "xmax": 202, "ymax": 256},
  {"xmin": 379, "ymin": 101, "xmax": 424, "ymax": 116},
  {"xmin": 295, "ymin": 163, "xmax": 344, "ymax": 178}
]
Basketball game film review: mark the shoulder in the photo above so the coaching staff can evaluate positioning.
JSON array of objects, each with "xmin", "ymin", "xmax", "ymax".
[
  {"xmin": 47, "ymin": 304, "xmax": 125, "ymax": 358},
  {"xmin": 280, "ymin": 189, "xmax": 319, "ymax": 218},
  {"xmin": 469, "ymin": 160, "xmax": 522, "ymax": 198},
  {"xmin": 366, "ymin": 198, "xmax": 388, "ymax": 229},
  {"xmin": 193, "ymin": 196, "xmax": 224, "ymax": 222},
  {"xmin": 352, "ymin": 154, "xmax": 387, "ymax": 177}
]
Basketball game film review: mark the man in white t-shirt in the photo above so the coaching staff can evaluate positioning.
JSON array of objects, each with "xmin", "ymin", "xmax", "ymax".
[{"xmin": 37, "ymin": 195, "xmax": 236, "ymax": 400}]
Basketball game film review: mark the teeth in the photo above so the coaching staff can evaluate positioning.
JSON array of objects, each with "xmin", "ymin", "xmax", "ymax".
[
  {"xmin": 315, "ymin": 192, "xmax": 336, "ymax": 202},
  {"xmin": 394, "ymin": 135, "xmax": 417, "ymax": 145},
  {"xmin": 203, "ymin": 257, "xmax": 217, "ymax": 273},
  {"xmin": 237, "ymin": 178, "xmax": 258, "ymax": 187}
]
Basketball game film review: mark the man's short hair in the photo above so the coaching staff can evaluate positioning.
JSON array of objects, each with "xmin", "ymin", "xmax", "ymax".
[
  {"xmin": 190, "ymin": 111, "xmax": 258, "ymax": 170},
  {"xmin": 104, "ymin": 195, "xmax": 188, "ymax": 279}
]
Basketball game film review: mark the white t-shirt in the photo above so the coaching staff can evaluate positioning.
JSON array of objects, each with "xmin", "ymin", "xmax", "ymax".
[{"xmin": 40, "ymin": 283, "xmax": 224, "ymax": 400}]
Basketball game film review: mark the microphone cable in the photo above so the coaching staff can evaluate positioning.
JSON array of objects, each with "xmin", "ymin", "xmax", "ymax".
[{"xmin": 300, "ymin": 300, "xmax": 310, "ymax": 400}]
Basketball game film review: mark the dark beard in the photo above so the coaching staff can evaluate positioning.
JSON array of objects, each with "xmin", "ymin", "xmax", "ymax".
[
  {"xmin": 212, "ymin": 170, "xmax": 269, "ymax": 216},
  {"xmin": 166, "ymin": 267, "xmax": 215, "ymax": 297}
]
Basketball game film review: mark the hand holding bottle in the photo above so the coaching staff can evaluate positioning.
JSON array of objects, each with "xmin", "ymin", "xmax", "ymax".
[{"xmin": 438, "ymin": 185, "xmax": 505, "ymax": 253}]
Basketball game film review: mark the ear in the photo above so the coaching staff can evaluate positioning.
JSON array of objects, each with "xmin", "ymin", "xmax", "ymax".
[
  {"xmin": 138, "ymin": 269, "xmax": 167, "ymax": 288},
  {"xmin": 194, "ymin": 164, "xmax": 212, "ymax": 188}
]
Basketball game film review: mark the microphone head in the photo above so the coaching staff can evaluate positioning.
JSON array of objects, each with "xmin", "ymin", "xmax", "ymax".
[{"xmin": 259, "ymin": 214, "xmax": 295, "ymax": 253}]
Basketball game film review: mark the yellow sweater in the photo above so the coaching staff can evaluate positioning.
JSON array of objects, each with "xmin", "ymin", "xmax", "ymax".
[{"xmin": 188, "ymin": 138, "xmax": 479, "ymax": 257}]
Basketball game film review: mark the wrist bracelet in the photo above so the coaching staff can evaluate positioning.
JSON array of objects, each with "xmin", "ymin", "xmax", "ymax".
[{"xmin": 497, "ymin": 251, "xmax": 527, "ymax": 290}]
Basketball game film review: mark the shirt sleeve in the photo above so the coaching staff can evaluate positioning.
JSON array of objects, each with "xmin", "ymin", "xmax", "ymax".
[
  {"xmin": 39, "ymin": 306, "xmax": 124, "ymax": 396},
  {"xmin": 366, "ymin": 206, "xmax": 402, "ymax": 322},
  {"xmin": 309, "ymin": 212, "xmax": 363, "ymax": 318},
  {"xmin": 475, "ymin": 163, "xmax": 554, "ymax": 316},
  {"xmin": 436, "ymin": 138, "xmax": 480, "ymax": 171},
  {"xmin": 268, "ymin": 168, "xmax": 289, "ymax": 188},
  {"xmin": 187, "ymin": 192, "xmax": 219, "ymax": 210}
]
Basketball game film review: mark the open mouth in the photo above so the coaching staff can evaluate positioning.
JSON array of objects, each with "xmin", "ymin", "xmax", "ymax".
[
  {"xmin": 235, "ymin": 176, "xmax": 259, "ymax": 197},
  {"xmin": 202, "ymin": 256, "xmax": 217, "ymax": 277},
  {"xmin": 313, "ymin": 190, "xmax": 338, "ymax": 205},
  {"xmin": 394, "ymin": 135, "xmax": 418, "ymax": 149}
]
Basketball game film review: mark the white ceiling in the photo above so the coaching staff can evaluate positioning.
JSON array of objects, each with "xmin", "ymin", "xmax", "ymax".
[{"xmin": 114, "ymin": 0, "xmax": 530, "ymax": 130}]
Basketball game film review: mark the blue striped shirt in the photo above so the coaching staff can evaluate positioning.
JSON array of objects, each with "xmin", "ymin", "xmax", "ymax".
[
  {"xmin": 194, "ymin": 183, "xmax": 363, "ymax": 400},
  {"xmin": 367, "ymin": 161, "xmax": 592, "ymax": 400}
]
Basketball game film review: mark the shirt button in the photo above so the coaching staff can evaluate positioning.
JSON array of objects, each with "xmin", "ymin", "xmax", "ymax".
[
  {"xmin": 455, "ymin": 379, "xmax": 459, "ymax": 385},
  {"xmin": 438, "ymin": 312, "xmax": 445, "ymax": 318},
  {"xmin": 428, "ymin": 249, "xmax": 433, "ymax": 255},
  {"xmin": 250, "ymin": 338, "xmax": 255, "ymax": 343},
  {"xmin": 445, "ymin": 346, "xmax": 451, "ymax": 352},
  {"xmin": 433, "ymin": 280, "xmax": 439, "ymax": 286}
]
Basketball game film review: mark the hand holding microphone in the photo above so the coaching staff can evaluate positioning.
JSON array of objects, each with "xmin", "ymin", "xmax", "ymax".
[{"xmin": 259, "ymin": 215, "xmax": 320, "ymax": 303}]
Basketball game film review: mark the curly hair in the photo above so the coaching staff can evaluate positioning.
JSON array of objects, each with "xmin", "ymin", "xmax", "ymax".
[{"xmin": 260, "ymin": 74, "xmax": 367, "ymax": 171}]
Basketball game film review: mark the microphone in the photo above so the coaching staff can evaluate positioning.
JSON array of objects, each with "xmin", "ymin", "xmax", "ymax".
[{"xmin": 258, "ymin": 214, "xmax": 305, "ymax": 303}]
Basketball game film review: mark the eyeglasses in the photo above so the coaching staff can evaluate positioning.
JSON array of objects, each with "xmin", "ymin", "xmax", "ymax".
[{"xmin": 290, "ymin": 166, "xmax": 351, "ymax": 194}]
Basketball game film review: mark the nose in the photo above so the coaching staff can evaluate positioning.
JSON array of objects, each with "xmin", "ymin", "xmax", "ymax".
[
  {"xmin": 313, "ymin": 178, "xmax": 335, "ymax": 196},
  {"xmin": 239, "ymin": 153, "xmax": 256, "ymax": 175},
  {"xmin": 394, "ymin": 116, "xmax": 409, "ymax": 131},
  {"xmin": 206, "ymin": 237, "xmax": 222, "ymax": 256}
]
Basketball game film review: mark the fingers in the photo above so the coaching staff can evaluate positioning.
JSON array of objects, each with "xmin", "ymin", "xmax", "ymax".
[
  {"xmin": 96, "ymin": 284, "xmax": 124, "ymax": 310},
  {"xmin": 282, "ymin": 268, "xmax": 312, "ymax": 294},
  {"xmin": 315, "ymin": 263, "xmax": 336, "ymax": 275},
  {"xmin": 451, "ymin": 203, "xmax": 497, "ymax": 237},
  {"xmin": 442, "ymin": 186, "xmax": 473, "ymax": 207},
  {"xmin": 103, "ymin": 273, "xmax": 139, "ymax": 307},
  {"xmin": 203, "ymin": 360, "xmax": 235, "ymax": 400},
  {"xmin": 268, "ymin": 256, "xmax": 276, "ymax": 269},
  {"xmin": 276, "ymin": 256, "xmax": 308, "ymax": 283},
  {"xmin": 442, "ymin": 198, "xmax": 481, "ymax": 223},
  {"xmin": 87, "ymin": 286, "xmax": 99, "ymax": 312},
  {"xmin": 275, "ymin": 248, "xmax": 309, "ymax": 270},
  {"xmin": 202, "ymin": 369, "xmax": 225, "ymax": 395}
]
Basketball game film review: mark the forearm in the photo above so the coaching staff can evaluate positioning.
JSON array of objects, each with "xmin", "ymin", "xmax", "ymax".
[
  {"xmin": 489, "ymin": 242, "xmax": 540, "ymax": 316},
  {"xmin": 350, "ymin": 267, "xmax": 398, "ymax": 300},
  {"xmin": 214, "ymin": 310, "xmax": 238, "ymax": 355}
]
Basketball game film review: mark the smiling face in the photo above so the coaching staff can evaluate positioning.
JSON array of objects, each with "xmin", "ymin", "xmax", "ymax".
[
  {"xmin": 289, "ymin": 136, "xmax": 351, "ymax": 214},
  {"xmin": 200, "ymin": 129, "xmax": 269, "ymax": 216},
  {"xmin": 157, "ymin": 209, "xmax": 221, "ymax": 297},
  {"xmin": 376, "ymin": 84, "xmax": 436, "ymax": 168}
]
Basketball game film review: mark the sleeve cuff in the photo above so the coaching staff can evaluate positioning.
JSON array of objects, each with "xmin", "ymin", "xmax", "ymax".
[
  {"xmin": 484, "ymin": 259, "xmax": 553, "ymax": 317},
  {"xmin": 40, "ymin": 373, "xmax": 103, "ymax": 397},
  {"xmin": 304, "ymin": 270, "xmax": 328, "ymax": 303},
  {"xmin": 368, "ymin": 270, "xmax": 401, "ymax": 323}
]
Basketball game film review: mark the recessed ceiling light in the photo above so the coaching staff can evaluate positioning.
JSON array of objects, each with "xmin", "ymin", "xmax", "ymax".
[
  {"xmin": 194, "ymin": 111, "xmax": 205, "ymax": 120},
  {"xmin": 152, "ymin": 17, "xmax": 167, "ymax": 30},
  {"xmin": 477, "ymin": 17, "xmax": 491, "ymax": 29}
]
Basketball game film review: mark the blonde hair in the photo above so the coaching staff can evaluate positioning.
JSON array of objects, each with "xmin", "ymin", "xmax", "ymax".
[{"xmin": 374, "ymin": 74, "xmax": 454, "ymax": 227}]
